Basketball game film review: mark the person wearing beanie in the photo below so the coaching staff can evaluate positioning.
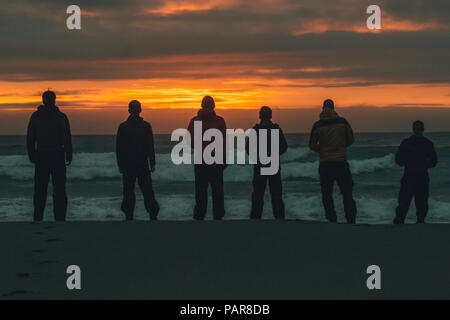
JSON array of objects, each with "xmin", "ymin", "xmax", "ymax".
[
  {"xmin": 394, "ymin": 120, "xmax": 438, "ymax": 224},
  {"xmin": 116, "ymin": 100, "xmax": 160, "ymax": 221},
  {"xmin": 187, "ymin": 96, "xmax": 227, "ymax": 220},
  {"xmin": 26, "ymin": 90, "xmax": 72, "ymax": 222},
  {"xmin": 247, "ymin": 106, "xmax": 288, "ymax": 220},
  {"xmin": 309, "ymin": 99, "xmax": 357, "ymax": 224}
]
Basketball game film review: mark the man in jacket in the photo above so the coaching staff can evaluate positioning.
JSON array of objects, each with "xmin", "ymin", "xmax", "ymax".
[
  {"xmin": 248, "ymin": 106, "xmax": 288, "ymax": 220},
  {"xmin": 27, "ymin": 90, "xmax": 72, "ymax": 222},
  {"xmin": 309, "ymin": 99, "xmax": 357, "ymax": 224},
  {"xmin": 394, "ymin": 120, "xmax": 437, "ymax": 224},
  {"xmin": 187, "ymin": 96, "xmax": 227, "ymax": 220},
  {"xmin": 116, "ymin": 100, "xmax": 160, "ymax": 221}
]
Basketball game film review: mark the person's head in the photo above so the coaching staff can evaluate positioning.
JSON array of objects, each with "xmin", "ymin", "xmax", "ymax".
[
  {"xmin": 413, "ymin": 120, "xmax": 425, "ymax": 135},
  {"xmin": 128, "ymin": 100, "xmax": 142, "ymax": 115},
  {"xmin": 259, "ymin": 106, "xmax": 272, "ymax": 121},
  {"xmin": 201, "ymin": 96, "xmax": 215, "ymax": 109},
  {"xmin": 42, "ymin": 90, "xmax": 56, "ymax": 106},
  {"xmin": 323, "ymin": 99, "xmax": 334, "ymax": 110}
]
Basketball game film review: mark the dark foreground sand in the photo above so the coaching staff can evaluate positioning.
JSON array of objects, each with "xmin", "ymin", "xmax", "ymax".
[{"xmin": 0, "ymin": 220, "xmax": 449, "ymax": 299}]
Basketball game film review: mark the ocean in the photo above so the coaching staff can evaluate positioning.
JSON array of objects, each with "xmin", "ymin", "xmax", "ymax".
[{"xmin": 0, "ymin": 133, "xmax": 449, "ymax": 223}]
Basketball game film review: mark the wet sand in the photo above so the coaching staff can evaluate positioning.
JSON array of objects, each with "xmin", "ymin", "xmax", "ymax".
[{"xmin": 0, "ymin": 220, "xmax": 449, "ymax": 299}]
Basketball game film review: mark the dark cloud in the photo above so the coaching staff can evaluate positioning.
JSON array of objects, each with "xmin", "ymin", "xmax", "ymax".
[{"xmin": 0, "ymin": 0, "xmax": 448, "ymax": 84}]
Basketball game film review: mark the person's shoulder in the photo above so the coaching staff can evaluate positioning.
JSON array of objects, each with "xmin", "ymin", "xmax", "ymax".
[
  {"xmin": 336, "ymin": 116, "xmax": 351, "ymax": 126},
  {"xmin": 311, "ymin": 120, "xmax": 323, "ymax": 131},
  {"xmin": 142, "ymin": 119, "xmax": 153, "ymax": 129}
]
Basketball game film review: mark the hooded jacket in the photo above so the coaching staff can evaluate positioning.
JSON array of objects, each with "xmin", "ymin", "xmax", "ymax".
[
  {"xmin": 187, "ymin": 108, "xmax": 227, "ymax": 164},
  {"xmin": 395, "ymin": 134, "xmax": 437, "ymax": 175},
  {"xmin": 309, "ymin": 108, "xmax": 354, "ymax": 162},
  {"xmin": 246, "ymin": 120, "xmax": 288, "ymax": 167},
  {"xmin": 26, "ymin": 104, "xmax": 72, "ymax": 165},
  {"xmin": 116, "ymin": 115, "xmax": 156, "ymax": 171}
]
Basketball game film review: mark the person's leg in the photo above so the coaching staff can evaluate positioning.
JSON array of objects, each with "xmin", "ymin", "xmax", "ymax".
[
  {"xmin": 319, "ymin": 162, "xmax": 337, "ymax": 222},
  {"xmin": 33, "ymin": 165, "xmax": 50, "ymax": 222},
  {"xmin": 51, "ymin": 165, "xmax": 68, "ymax": 221},
  {"xmin": 414, "ymin": 174, "xmax": 430, "ymax": 223},
  {"xmin": 193, "ymin": 165, "xmax": 208, "ymax": 220},
  {"xmin": 336, "ymin": 162, "xmax": 357, "ymax": 224},
  {"xmin": 121, "ymin": 171, "xmax": 137, "ymax": 221},
  {"xmin": 394, "ymin": 176, "xmax": 413, "ymax": 224},
  {"xmin": 210, "ymin": 165, "xmax": 225, "ymax": 220},
  {"xmin": 250, "ymin": 166, "xmax": 267, "ymax": 219},
  {"xmin": 137, "ymin": 168, "xmax": 160, "ymax": 220},
  {"xmin": 268, "ymin": 170, "xmax": 285, "ymax": 220}
]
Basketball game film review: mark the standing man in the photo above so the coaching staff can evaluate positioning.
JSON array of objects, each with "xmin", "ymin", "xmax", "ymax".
[
  {"xmin": 309, "ymin": 99, "xmax": 357, "ymax": 224},
  {"xmin": 116, "ymin": 100, "xmax": 160, "ymax": 221},
  {"xmin": 248, "ymin": 106, "xmax": 288, "ymax": 220},
  {"xmin": 187, "ymin": 96, "xmax": 227, "ymax": 220},
  {"xmin": 27, "ymin": 90, "xmax": 72, "ymax": 222},
  {"xmin": 394, "ymin": 121, "xmax": 437, "ymax": 224}
]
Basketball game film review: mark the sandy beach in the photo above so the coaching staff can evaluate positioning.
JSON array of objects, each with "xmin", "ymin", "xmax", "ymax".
[{"xmin": 0, "ymin": 220, "xmax": 449, "ymax": 300}]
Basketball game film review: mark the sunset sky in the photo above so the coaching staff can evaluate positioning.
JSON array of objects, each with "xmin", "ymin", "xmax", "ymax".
[{"xmin": 0, "ymin": 0, "xmax": 449, "ymax": 134}]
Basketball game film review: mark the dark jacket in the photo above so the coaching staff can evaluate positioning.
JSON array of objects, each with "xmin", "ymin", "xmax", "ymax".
[
  {"xmin": 246, "ymin": 120, "xmax": 288, "ymax": 167},
  {"xmin": 26, "ymin": 105, "xmax": 72, "ymax": 165},
  {"xmin": 187, "ymin": 108, "xmax": 227, "ymax": 164},
  {"xmin": 309, "ymin": 108, "xmax": 354, "ymax": 162},
  {"xmin": 116, "ymin": 116, "xmax": 155, "ymax": 172},
  {"xmin": 395, "ymin": 134, "xmax": 437, "ymax": 175}
]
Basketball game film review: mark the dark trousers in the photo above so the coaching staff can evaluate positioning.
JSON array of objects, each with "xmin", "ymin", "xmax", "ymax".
[
  {"xmin": 34, "ymin": 164, "xmax": 67, "ymax": 222},
  {"xmin": 250, "ymin": 167, "xmax": 285, "ymax": 219},
  {"xmin": 121, "ymin": 168, "xmax": 159, "ymax": 220},
  {"xmin": 394, "ymin": 174, "xmax": 429, "ymax": 224},
  {"xmin": 319, "ymin": 161, "xmax": 357, "ymax": 223},
  {"xmin": 193, "ymin": 164, "xmax": 225, "ymax": 220}
]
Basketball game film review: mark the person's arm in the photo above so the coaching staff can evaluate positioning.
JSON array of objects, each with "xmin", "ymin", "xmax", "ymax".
[
  {"xmin": 26, "ymin": 115, "xmax": 37, "ymax": 163},
  {"xmin": 148, "ymin": 123, "xmax": 156, "ymax": 172},
  {"xmin": 278, "ymin": 126, "xmax": 288, "ymax": 155},
  {"xmin": 395, "ymin": 141, "xmax": 406, "ymax": 167},
  {"xmin": 116, "ymin": 125, "xmax": 124, "ymax": 173},
  {"xmin": 221, "ymin": 118, "xmax": 227, "ymax": 166},
  {"xmin": 309, "ymin": 124, "xmax": 320, "ymax": 153},
  {"xmin": 345, "ymin": 122, "xmax": 355, "ymax": 147},
  {"xmin": 187, "ymin": 118, "xmax": 195, "ymax": 149},
  {"xmin": 426, "ymin": 141, "xmax": 438, "ymax": 169},
  {"xmin": 63, "ymin": 114, "xmax": 73, "ymax": 165}
]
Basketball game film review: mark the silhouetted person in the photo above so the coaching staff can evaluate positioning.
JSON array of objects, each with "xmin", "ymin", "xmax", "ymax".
[
  {"xmin": 187, "ymin": 96, "xmax": 226, "ymax": 220},
  {"xmin": 247, "ymin": 106, "xmax": 288, "ymax": 219},
  {"xmin": 309, "ymin": 99, "xmax": 357, "ymax": 224},
  {"xmin": 116, "ymin": 100, "xmax": 160, "ymax": 221},
  {"xmin": 394, "ymin": 121, "xmax": 437, "ymax": 224},
  {"xmin": 27, "ymin": 90, "xmax": 72, "ymax": 222}
]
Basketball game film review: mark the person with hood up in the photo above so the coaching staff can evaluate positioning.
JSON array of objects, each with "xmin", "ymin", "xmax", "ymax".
[
  {"xmin": 247, "ymin": 106, "xmax": 288, "ymax": 219},
  {"xmin": 27, "ymin": 90, "xmax": 72, "ymax": 222},
  {"xmin": 394, "ymin": 120, "xmax": 437, "ymax": 224},
  {"xmin": 187, "ymin": 96, "xmax": 227, "ymax": 220},
  {"xmin": 309, "ymin": 99, "xmax": 357, "ymax": 224},
  {"xmin": 116, "ymin": 100, "xmax": 160, "ymax": 221}
]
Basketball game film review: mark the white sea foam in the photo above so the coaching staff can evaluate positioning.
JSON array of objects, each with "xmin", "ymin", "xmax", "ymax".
[
  {"xmin": 0, "ymin": 150, "xmax": 395, "ymax": 181},
  {"xmin": 0, "ymin": 194, "xmax": 449, "ymax": 224}
]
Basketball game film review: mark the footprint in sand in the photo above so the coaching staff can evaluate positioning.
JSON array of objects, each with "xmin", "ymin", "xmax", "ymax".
[
  {"xmin": 38, "ymin": 260, "xmax": 58, "ymax": 265},
  {"xmin": 2, "ymin": 290, "xmax": 31, "ymax": 297},
  {"xmin": 16, "ymin": 273, "xmax": 30, "ymax": 278}
]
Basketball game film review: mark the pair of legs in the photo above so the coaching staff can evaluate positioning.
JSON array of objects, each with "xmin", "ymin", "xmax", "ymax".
[
  {"xmin": 34, "ymin": 164, "xmax": 67, "ymax": 222},
  {"xmin": 319, "ymin": 161, "xmax": 357, "ymax": 224},
  {"xmin": 394, "ymin": 174, "xmax": 429, "ymax": 224},
  {"xmin": 121, "ymin": 168, "xmax": 160, "ymax": 220},
  {"xmin": 193, "ymin": 164, "xmax": 225, "ymax": 220},
  {"xmin": 250, "ymin": 166, "xmax": 285, "ymax": 219}
]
